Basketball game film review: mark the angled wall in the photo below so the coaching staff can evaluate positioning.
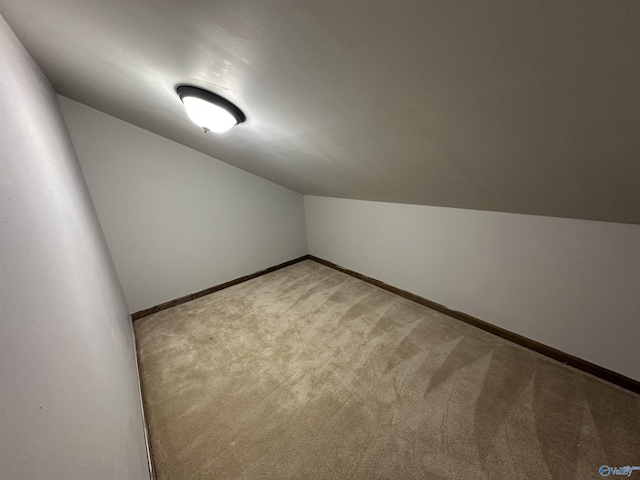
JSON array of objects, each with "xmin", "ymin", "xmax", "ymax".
[
  {"xmin": 0, "ymin": 15, "xmax": 150, "ymax": 480},
  {"xmin": 59, "ymin": 96, "xmax": 308, "ymax": 314},
  {"xmin": 305, "ymin": 196, "xmax": 640, "ymax": 382}
]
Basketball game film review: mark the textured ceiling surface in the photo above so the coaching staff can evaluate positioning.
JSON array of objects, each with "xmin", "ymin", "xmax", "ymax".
[{"xmin": 1, "ymin": 1, "xmax": 639, "ymax": 223}]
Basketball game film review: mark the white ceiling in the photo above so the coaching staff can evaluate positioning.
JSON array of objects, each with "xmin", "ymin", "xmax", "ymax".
[{"xmin": 2, "ymin": 1, "xmax": 639, "ymax": 224}]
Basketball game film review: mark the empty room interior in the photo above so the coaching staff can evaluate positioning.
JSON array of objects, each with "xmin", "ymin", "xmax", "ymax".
[{"xmin": 2, "ymin": 1, "xmax": 640, "ymax": 479}]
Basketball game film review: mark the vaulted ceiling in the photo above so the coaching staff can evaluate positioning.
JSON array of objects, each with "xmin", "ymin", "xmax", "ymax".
[{"xmin": 1, "ymin": 1, "xmax": 639, "ymax": 224}]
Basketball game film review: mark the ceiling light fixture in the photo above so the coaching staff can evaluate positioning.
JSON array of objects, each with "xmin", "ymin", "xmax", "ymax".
[{"xmin": 176, "ymin": 85, "xmax": 246, "ymax": 133}]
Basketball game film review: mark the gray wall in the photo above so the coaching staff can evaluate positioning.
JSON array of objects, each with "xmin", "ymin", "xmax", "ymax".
[
  {"xmin": 305, "ymin": 196, "xmax": 640, "ymax": 382},
  {"xmin": 58, "ymin": 96, "xmax": 308, "ymax": 314},
  {"xmin": 0, "ymin": 15, "xmax": 149, "ymax": 480}
]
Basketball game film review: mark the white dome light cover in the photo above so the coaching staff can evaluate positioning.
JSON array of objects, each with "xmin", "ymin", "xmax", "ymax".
[{"xmin": 176, "ymin": 85, "xmax": 246, "ymax": 133}]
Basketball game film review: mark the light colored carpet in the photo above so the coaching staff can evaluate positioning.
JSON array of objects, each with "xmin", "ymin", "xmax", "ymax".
[{"xmin": 134, "ymin": 260, "xmax": 640, "ymax": 479}]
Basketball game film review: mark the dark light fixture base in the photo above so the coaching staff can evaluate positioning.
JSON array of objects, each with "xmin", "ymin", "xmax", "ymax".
[{"xmin": 176, "ymin": 85, "xmax": 246, "ymax": 125}]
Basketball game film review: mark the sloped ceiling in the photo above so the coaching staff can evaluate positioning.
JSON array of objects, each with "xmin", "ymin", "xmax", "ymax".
[{"xmin": 1, "ymin": 1, "xmax": 639, "ymax": 224}]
